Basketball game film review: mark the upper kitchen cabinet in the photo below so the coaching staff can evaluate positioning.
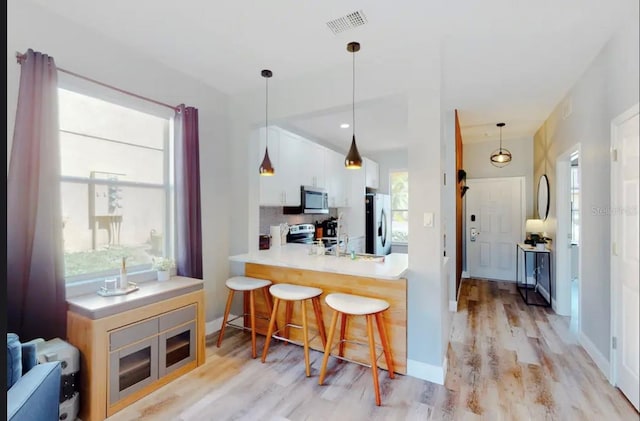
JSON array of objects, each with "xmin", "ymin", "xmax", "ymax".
[
  {"xmin": 364, "ymin": 157, "xmax": 379, "ymax": 189},
  {"xmin": 324, "ymin": 148, "xmax": 350, "ymax": 207},
  {"xmin": 284, "ymin": 130, "xmax": 325, "ymax": 189},
  {"xmin": 259, "ymin": 127, "xmax": 297, "ymax": 206},
  {"xmin": 259, "ymin": 127, "xmax": 324, "ymax": 206}
]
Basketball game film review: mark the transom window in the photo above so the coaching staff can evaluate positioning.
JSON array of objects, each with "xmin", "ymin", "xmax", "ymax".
[{"xmin": 59, "ymin": 88, "xmax": 174, "ymax": 283}]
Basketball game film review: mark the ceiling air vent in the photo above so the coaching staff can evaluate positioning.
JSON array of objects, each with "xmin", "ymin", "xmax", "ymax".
[{"xmin": 326, "ymin": 10, "xmax": 368, "ymax": 35}]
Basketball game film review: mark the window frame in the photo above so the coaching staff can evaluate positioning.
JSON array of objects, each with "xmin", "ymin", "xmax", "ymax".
[
  {"xmin": 57, "ymin": 83, "xmax": 176, "ymax": 295},
  {"xmin": 389, "ymin": 169, "xmax": 409, "ymax": 245}
]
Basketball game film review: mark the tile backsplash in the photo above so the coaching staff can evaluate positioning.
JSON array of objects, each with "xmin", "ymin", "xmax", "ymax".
[{"xmin": 260, "ymin": 207, "xmax": 338, "ymax": 235}]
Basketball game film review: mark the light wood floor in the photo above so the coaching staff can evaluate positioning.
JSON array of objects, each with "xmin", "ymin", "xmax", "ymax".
[{"xmin": 107, "ymin": 279, "xmax": 638, "ymax": 421}]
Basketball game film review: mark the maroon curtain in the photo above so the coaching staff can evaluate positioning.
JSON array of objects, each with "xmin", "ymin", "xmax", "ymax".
[
  {"xmin": 174, "ymin": 105, "xmax": 203, "ymax": 278},
  {"xmin": 7, "ymin": 49, "xmax": 66, "ymax": 340}
]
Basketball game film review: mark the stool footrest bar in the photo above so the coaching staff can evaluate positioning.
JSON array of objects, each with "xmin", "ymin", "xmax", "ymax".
[{"xmin": 324, "ymin": 339, "xmax": 385, "ymax": 368}]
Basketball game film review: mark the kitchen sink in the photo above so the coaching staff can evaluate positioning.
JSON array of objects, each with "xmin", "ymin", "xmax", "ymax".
[{"xmin": 323, "ymin": 249, "xmax": 386, "ymax": 262}]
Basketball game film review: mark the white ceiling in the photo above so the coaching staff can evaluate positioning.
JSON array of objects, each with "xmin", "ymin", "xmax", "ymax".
[{"xmin": 28, "ymin": 0, "xmax": 632, "ymax": 152}]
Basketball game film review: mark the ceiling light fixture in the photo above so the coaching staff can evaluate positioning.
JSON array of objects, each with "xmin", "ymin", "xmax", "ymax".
[
  {"xmin": 259, "ymin": 69, "xmax": 275, "ymax": 176},
  {"xmin": 344, "ymin": 41, "xmax": 363, "ymax": 169},
  {"xmin": 490, "ymin": 122, "xmax": 512, "ymax": 167},
  {"xmin": 340, "ymin": 123, "xmax": 350, "ymax": 129}
]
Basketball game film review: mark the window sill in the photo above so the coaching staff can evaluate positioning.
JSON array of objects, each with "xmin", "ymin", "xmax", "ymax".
[{"xmin": 65, "ymin": 269, "xmax": 176, "ymax": 299}]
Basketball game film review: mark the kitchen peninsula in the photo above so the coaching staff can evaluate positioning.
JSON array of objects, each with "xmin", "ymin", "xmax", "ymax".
[{"xmin": 229, "ymin": 244, "xmax": 408, "ymax": 374}]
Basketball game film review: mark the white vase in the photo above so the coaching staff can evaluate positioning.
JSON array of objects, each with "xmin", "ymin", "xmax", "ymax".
[{"xmin": 157, "ymin": 270, "xmax": 170, "ymax": 282}]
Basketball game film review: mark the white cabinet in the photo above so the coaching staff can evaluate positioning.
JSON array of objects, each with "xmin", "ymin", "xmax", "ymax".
[
  {"xmin": 259, "ymin": 127, "xmax": 327, "ymax": 206},
  {"xmin": 290, "ymin": 131, "xmax": 325, "ymax": 189},
  {"xmin": 324, "ymin": 149, "xmax": 350, "ymax": 207},
  {"xmin": 259, "ymin": 127, "xmax": 293, "ymax": 205},
  {"xmin": 364, "ymin": 157, "xmax": 379, "ymax": 189}
]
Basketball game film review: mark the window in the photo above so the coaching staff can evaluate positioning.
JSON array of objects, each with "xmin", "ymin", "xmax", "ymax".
[
  {"xmin": 390, "ymin": 170, "xmax": 408, "ymax": 243},
  {"xmin": 59, "ymin": 88, "xmax": 174, "ymax": 283}
]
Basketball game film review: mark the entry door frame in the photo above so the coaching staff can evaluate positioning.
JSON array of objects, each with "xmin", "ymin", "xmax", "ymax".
[
  {"xmin": 464, "ymin": 176, "xmax": 526, "ymax": 281},
  {"xmin": 610, "ymin": 102, "xmax": 640, "ymax": 401},
  {"xmin": 555, "ymin": 144, "xmax": 582, "ymax": 318}
]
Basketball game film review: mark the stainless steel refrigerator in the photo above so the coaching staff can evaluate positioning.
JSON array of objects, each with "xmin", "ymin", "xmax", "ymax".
[{"xmin": 365, "ymin": 193, "xmax": 391, "ymax": 255}]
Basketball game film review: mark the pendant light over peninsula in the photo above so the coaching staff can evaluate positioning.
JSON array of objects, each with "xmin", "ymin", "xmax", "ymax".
[
  {"xmin": 259, "ymin": 69, "xmax": 275, "ymax": 176},
  {"xmin": 344, "ymin": 41, "xmax": 363, "ymax": 169}
]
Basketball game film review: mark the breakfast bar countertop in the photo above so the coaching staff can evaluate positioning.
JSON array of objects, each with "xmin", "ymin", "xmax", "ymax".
[{"xmin": 229, "ymin": 244, "xmax": 408, "ymax": 280}]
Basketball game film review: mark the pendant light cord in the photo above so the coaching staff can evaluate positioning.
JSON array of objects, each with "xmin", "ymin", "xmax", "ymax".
[
  {"xmin": 265, "ymin": 76, "xmax": 269, "ymax": 148},
  {"xmin": 352, "ymin": 47, "xmax": 356, "ymax": 137},
  {"xmin": 499, "ymin": 124, "xmax": 502, "ymax": 153}
]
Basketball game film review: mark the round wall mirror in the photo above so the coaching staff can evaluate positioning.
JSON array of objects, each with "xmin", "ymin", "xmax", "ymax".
[{"xmin": 537, "ymin": 174, "xmax": 550, "ymax": 220}]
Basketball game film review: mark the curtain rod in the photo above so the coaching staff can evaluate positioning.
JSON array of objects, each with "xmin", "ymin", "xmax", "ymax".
[{"xmin": 15, "ymin": 52, "xmax": 179, "ymax": 112}]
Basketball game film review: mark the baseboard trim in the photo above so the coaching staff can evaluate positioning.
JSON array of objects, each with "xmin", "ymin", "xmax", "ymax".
[
  {"xmin": 407, "ymin": 357, "xmax": 447, "ymax": 385},
  {"xmin": 206, "ymin": 313, "xmax": 241, "ymax": 336},
  {"xmin": 449, "ymin": 300, "xmax": 458, "ymax": 312},
  {"xmin": 461, "ymin": 271, "xmax": 470, "ymax": 279},
  {"xmin": 579, "ymin": 331, "xmax": 610, "ymax": 381}
]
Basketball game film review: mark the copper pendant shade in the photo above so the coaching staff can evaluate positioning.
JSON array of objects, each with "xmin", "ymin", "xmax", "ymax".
[
  {"xmin": 344, "ymin": 41, "xmax": 362, "ymax": 169},
  {"xmin": 490, "ymin": 122, "xmax": 512, "ymax": 167},
  {"xmin": 259, "ymin": 69, "xmax": 275, "ymax": 176}
]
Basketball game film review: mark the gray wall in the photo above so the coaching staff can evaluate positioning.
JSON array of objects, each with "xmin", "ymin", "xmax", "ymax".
[
  {"xmin": 533, "ymin": 7, "xmax": 639, "ymax": 361},
  {"xmin": 7, "ymin": 0, "xmax": 232, "ymax": 324}
]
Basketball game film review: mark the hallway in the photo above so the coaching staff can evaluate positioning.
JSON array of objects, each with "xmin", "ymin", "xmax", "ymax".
[{"xmin": 448, "ymin": 278, "xmax": 637, "ymax": 419}]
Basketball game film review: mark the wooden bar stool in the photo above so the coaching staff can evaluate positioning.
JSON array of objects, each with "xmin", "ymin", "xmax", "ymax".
[
  {"xmin": 217, "ymin": 276, "xmax": 275, "ymax": 358},
  {"xmin": 261, "ymin": 284, "xmax": 327, "ymax": 377},
  {"xmin": 318, "ymin": 292, "xmax": 395, "ymax": 406}
]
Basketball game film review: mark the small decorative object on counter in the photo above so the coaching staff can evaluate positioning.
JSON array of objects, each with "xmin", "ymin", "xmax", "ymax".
[
  {"xmin": 118, "ymin": 257, "xmax": 128, "ymax": 289},
  {"xmin": 270, "ymin": 225, "xmax": 282, "ymax": 247},
  {"xmin": 104, "ymin": 278, "xmax": 117, "ymax": 291},
  {"xmin": 152, "ymin": 257, "xmax": 175, "ymax": 282}
]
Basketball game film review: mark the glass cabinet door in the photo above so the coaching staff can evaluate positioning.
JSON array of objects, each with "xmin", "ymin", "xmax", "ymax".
[
  {"xmin": 158, "ymin": 321, "xmax": 195, "ymax": 377},
  {"xmin": 109, "ymin": 336, "xmax": 158, "ymax": 404}
]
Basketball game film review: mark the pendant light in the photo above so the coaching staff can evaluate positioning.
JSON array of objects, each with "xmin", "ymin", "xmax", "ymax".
[
  {"xmin": 344, "ymin": 41, "xmax": 363, "ymax": 169},
  {"xmin": 259, "ymin": 69, "xmax": 275, "ymax": 176},
  {"xmin": 490, "ymin": 122, "xmax": 512, "ymax": 167}
]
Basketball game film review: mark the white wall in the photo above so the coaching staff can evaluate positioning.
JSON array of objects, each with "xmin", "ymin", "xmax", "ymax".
[
  {"xmin": 533, "ymin": 7, "xmax": 639, "ymax": 362},
  {"xmin": 463, "ymin": 136, "xmax": 535, "ymax": 218},
  {"xmin": 7, "ymin": 0, "xmax": 232, "ymax": 323}
]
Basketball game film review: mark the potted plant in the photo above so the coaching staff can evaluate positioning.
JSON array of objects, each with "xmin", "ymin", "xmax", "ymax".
[{"xmin": 152, "ymin": 257, "xmax": 175, "ymax": 281}]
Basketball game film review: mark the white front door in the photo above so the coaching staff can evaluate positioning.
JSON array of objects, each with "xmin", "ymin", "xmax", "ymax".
[
  {"xmin": 612, "ymin": 105, "xmax": 639, "ymax": 411},
  {"xmin": 466, "ymin": 177, "xmax": 524, "ymax": 281}
]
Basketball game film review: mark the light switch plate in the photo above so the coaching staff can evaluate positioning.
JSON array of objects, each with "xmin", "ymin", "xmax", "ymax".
[{"xmin": 423, "ymin": 212, "xmax": 434, "ymax": 227}]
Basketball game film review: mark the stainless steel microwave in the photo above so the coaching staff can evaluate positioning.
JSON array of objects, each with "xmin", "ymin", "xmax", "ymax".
[{"xmin": 283, "ymin": 186, "xmax": 329, "ymax": 214}]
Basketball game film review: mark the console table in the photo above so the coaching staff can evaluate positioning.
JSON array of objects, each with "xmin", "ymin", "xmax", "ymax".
[
  {"xmin": 515, "ymin": 243, "xmax": 552, "ymax": 307},
  {"xmin": 66, "ymin": 277, "xmax": 205, "ymax": 421}
]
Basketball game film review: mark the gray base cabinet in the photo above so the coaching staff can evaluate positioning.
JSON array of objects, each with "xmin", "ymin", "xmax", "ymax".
[{"xmin": 108, "ymin": 304, "xmax": 197, "ymax": 405}]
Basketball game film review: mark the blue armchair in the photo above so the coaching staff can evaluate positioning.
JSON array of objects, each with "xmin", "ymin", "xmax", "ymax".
[{"xmin": 7, "ymin": 333, "xmax": 61, "ymax": 421}]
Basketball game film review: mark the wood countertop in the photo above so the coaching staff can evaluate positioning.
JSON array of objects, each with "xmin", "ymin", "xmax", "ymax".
[{"xmin": 229, "ymin": 244, "xmax": 408, "ymax": 280}]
